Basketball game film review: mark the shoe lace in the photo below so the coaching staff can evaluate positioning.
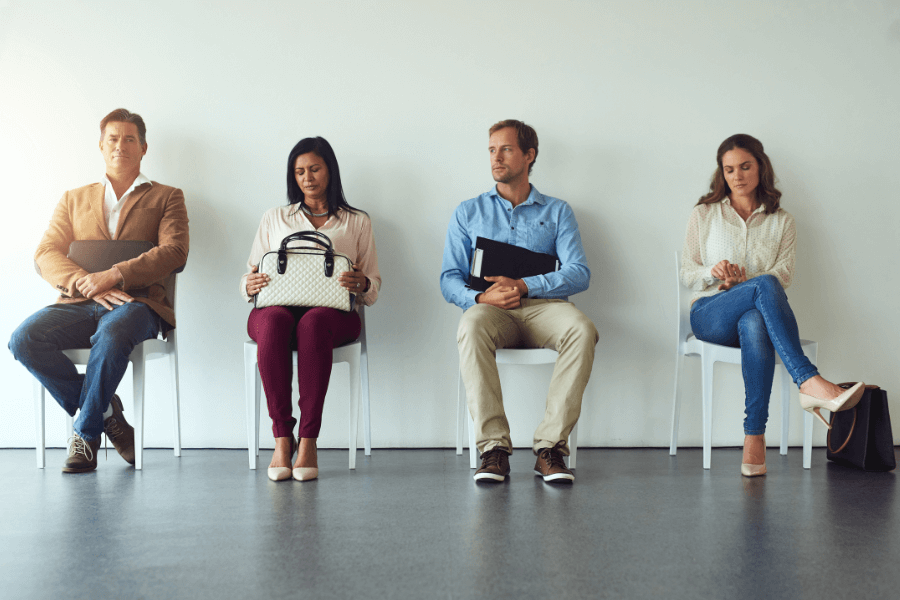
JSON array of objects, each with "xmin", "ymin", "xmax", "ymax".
[
  {"xmin": 539, "ymin": 441, "xmax": 568, "ymax": 469},
  {"xmin": 105, "ymin": 418, "xmax": 124, "ymax": 440},
  {"xmin": 481, "ymin": 448, "xmax": 505, "ymax": 469},
  {"xmin": 67, "ymin": 435, "xmax": 94, "ymax": 462}
]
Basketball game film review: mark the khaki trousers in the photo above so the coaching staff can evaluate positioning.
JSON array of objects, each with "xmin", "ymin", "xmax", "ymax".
[{"xmin": 457, "ymin": 299, "xmax": 599, "ymax": 455}]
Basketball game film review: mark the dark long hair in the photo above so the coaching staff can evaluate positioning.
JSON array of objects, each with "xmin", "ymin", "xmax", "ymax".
[
  {"xmin": 286, "ymin": 137, "xmax": 361, "ymax": 218},
  {"xmin": 696, "ymin": 133, "xmax": 782, "ymax": 214}
]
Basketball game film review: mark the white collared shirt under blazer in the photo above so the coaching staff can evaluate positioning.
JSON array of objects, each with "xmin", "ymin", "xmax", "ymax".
[
  {"xmin": 680, "ymin": 197, "xmax": 796, "ymax": 304},
  {"xmin": 102, "ymin": 172, "xmax": 152, "ymax": 238},
  {"xmin": 241, "ymin": 205, "xmax": 381, "ymax": 309}
]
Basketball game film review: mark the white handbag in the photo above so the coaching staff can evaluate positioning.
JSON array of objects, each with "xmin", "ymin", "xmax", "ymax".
[{"xmin": 254, "ymin": 231, "xmax": 353, "ymax": 311}]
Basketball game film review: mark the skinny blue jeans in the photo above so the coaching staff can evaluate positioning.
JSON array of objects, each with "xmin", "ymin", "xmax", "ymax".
[
  {"xmin": 689, "ymin": 275, "xmax": 818, "ymax": 435},
  {"xmin": 9, "ymin": 301, "xmax": 160, "ymax": 442}
]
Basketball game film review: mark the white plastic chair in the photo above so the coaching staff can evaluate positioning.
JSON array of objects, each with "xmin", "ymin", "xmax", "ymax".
[
  {"xmin": 456, "ymin": 348, "xmax": 578, "ymax": 469},
  {"xmin": 670, "ymin": 252, "xmax": 816, "ymax": 469},
  {"xmin": 33, "ymin": 276, "xmax": 182, "ymax": 471},
  {"xmin": 245, "ymin": 305, "xmax": 370, "ymax": 470}
]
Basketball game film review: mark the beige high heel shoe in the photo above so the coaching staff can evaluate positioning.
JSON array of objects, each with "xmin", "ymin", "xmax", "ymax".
[
  {"xmin": 741, "ymin": 434, "xmax": 767, "ymax": 477},
  {"xmin": 267, "ymin": 437, "xmax": 296, "ymax": 482},
  {"xmin": 799, "ymin": 381, "xmax": 865, "ymax": 428},
  {"xmin": 293, "ymin": 440, "xmax": 318, "ymax": 481}
]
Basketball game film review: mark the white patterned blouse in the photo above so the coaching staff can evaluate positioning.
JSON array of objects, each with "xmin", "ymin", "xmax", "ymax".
[{"xmin": 680, "ymin": 197, "xmax": 796, "ymax": 304}]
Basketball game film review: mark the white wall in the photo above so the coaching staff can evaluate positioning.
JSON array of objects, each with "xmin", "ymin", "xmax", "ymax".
[{"xmin": 1, "ymin": 0, "xmax": 898, "ymax": 451}]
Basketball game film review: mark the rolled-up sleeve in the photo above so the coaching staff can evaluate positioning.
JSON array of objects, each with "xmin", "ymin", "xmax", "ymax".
[
  {"xmin": 522, "ymin": 203, "xmax": 590, "ymax": 298},
  {"xmin": 440, "ymin": 205, "xmax": 480, "ymax": 310}
]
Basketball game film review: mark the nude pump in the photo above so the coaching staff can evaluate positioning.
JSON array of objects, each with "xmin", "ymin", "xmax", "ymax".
[
  {"xmin": 799, "ymin": 381, "xmax": 865, "ymax": 429},
  {"xmin": 267, "ymin": 437, "xmax": 296, "ymax": 482},
  {"xmin": 292, "ymin": 440, "xmax": 318, "ymax": 481},
  {"xmin": 741, "ymin": 434, "xmax": 767, "ymax": 477}
]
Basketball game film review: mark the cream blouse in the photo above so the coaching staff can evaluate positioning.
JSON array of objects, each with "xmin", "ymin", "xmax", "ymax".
[
  {"xmin": 240, "ymin": 205, "xmax": 381, "ymax": 310},
  {"xmin": 680, "ymin": 197, "xmax": 795, "ymax": 303}
]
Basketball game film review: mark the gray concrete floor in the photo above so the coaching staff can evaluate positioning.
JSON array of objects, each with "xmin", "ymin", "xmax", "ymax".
[{"xmin": 1, "ymin": 447, "xmax": 898, "ymax": 600}]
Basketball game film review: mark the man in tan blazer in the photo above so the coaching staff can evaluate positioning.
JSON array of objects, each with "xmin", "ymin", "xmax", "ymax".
[{"xmin": 9, "ymin": 108, "xmax": 189, "ymax": 473}]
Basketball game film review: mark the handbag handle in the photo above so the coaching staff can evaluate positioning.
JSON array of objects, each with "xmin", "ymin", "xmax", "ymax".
[
  {"xmin": 827, "ymin": 405, "xmax": 858, "ymax": 454},
  {"xmin": 279, "ymin": 230, "xmax": 334, "ymax": 253},
  {"xmin": 276, "ymin": 231, "xmax": 336, "ymax": 277},
  {"xmin": 827, "ymin": 382, "xmax": 880, "ymax": 453}
]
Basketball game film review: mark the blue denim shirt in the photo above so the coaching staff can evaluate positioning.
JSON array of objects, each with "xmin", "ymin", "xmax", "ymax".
[{"xmin": 440, "ymin": 185, "xmax": 590, "ymax": 310}]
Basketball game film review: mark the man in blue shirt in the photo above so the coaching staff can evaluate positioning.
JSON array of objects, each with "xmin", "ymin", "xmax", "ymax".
[{"xmin": 440, "ymin": 120, "xmax": 598, "ymax": 483}]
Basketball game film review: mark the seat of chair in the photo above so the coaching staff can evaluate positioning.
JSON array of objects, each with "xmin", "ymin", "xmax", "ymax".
[{"xmin": 495, "ymin": 348, "xmax": 558, "ymax": 364}]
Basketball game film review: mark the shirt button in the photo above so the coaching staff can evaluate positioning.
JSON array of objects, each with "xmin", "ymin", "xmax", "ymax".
[{"xmin": 511, "ymin": 227, "xmax": 515, "ymax": 230}]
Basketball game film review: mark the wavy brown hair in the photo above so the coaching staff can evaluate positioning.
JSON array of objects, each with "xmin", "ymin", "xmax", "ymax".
[{"xmin": 697, "ymin": 133, "xmax": 782, "ymax": 214}]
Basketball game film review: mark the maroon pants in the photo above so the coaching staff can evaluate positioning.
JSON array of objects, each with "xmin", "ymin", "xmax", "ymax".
[{"xmin": 248, "ymin": 306, "xmax": 361, "ymax": 439}]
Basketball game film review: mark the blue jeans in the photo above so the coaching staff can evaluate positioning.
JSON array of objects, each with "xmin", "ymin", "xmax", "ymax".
[
  {"xmin": 689, "ymin": 275, "xmax": 818, "ymax": 435},
  {"xmin": 9, "ymin": 301, "xmax": 160, "ymax": 442}
]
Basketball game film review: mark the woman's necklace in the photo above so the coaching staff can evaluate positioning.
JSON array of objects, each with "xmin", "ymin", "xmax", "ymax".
[{"xmin": 300, "ymin": 203, "xmax": 329, "ymax": 218}]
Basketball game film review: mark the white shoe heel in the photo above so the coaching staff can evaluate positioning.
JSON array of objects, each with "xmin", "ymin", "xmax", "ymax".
[{"xmin": 799, "ymin": 381, "xmax": 865, "ymax": 429}]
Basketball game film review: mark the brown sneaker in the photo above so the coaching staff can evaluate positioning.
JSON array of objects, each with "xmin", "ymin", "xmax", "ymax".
[
  {"xmin": 63, "ymin": 434, "xmax": 101, "ymax": 473},
  {"xmin": 534, "ymin": 442, "xmax": 574, "ymax": 483},
  {"xmin": 104, "ymin": 394, "xmax": 135, "ymax": 465},
  {"xmin": 474, "ymin": 447, "xmax": 510, "ymax": 482}
]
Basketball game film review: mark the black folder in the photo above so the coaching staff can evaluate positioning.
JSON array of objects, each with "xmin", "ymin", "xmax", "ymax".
[{"xmin": 468, "ymin": 237, "xmax": 559, "ymax": 292}]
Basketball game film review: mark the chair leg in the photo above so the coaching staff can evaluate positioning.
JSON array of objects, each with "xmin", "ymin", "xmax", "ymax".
[
  {"xmin": 670, "ymin": 352, "xmax": 684, "ymax": 455},
  {"xmin": 244, "ymin": 344, "xmax": 259, "ymax": 470},
  {"xmin": 780, "ymin": 365, "xmax": 791, "ymax": 456},
  {"xmin": 255, "ymin": 374, "xmax": 262, "ymax": 457},
  {"xmin": 34, "ymin": 380, "xmax": 45, "ymax": 469},
  {"xmin": 568, "ymin": 422, "xmax": 578, "ymax": 469},
  {"xmin": 170, "ymin": 339, "xmax": 182, "ymax": 458},
  {"xmin": 701, "ymin": 354, "xmax": 714, "ymax": 470},
  {"xmin": 803, "ymin": 344, "xmax": 818, "ymax": 470},
  {"xmin": 360, "ymin": 344, "xmax": 372, "ymax": 457},
  {"xmin": 803, "ymin": 411, "xmax": 814, "ymax": 469},
  {"xmin": 133, "ymin": 354, "xmax": 145, "ymax": 470},
  {"xmin": 348, "ymin": 354, "xmax": 361, "ymax": 470},
  {"xmin": 456, "ymin": 368, "xmax": 466, "ymax": 455}
]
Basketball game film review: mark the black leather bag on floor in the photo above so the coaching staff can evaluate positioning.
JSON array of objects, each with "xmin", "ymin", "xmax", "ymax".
[{"xmin": 826, "ymin": 384, "xmax": 896, "ymax": 472}]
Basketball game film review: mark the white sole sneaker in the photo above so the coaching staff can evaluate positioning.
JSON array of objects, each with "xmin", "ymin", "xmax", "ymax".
[
  {"xmin": 474, "ymin": 472, "xmax": 506, "ymax": 482},
  {"xmin": 534, "ymin": 470, "xmax": 574, "ymax": 482}
]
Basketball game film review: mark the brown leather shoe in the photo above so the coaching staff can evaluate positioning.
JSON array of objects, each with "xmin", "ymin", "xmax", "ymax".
[
  {"xmin": 474, "ymin": 447, "xmax": 510, "ymax": 482},
  {"xmin": 104, "ymin": 394, "xmax": 135, "ymax": 465},
  {"xmin": 533, "ymin": 441, "xmax": 574, "ymax": 482},
  {"xmin": 63, "ymin": 434, "xmax": 101, "ymax": 473}
]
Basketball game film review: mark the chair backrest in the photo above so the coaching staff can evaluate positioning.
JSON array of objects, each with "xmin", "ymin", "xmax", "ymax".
[{"xmin": 675, "ymin": 251, "xmax": 693, "ymax": 351}]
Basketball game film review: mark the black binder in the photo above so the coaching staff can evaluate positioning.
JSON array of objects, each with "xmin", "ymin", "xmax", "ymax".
[{"xmin": 468, "ymin": 236, "xmax": 559, "ymax": 292}]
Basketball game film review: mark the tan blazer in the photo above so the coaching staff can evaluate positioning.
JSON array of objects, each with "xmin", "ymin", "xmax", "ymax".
[{"xmin": 35, "ymin": 181, "xmax": 189, "ymax": 327}]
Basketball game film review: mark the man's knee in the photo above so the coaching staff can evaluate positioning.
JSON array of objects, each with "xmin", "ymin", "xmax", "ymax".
[
  {"xmin": 457, "ymin": 304, "xmax": 498, "ymax": 345},
  {"xmin": 563, "ymin": 312, "xmax": 599, "ymax": 347},
  {"xmin": 8, "ymin": 321, "xmax": 35, "ymax": 363},
  {"xmin": 92, "ymin": 304, "xmax": 156, "ymax": 348}
]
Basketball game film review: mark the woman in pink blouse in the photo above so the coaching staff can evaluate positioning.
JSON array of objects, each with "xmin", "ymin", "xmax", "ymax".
[
  {"xmin": 241, "ymin": 137, "xmax": 381, "ymax": 482},
  {"xmin": 680, "ymin": 134, "xmax": 863, "ymax": 477}
]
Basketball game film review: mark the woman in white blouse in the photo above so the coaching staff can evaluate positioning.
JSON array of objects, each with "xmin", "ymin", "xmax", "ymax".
[
  {"xmin": 241, "ymin": 137, "xmax": 381, "ymax": 482},
  {"xmin": 680, "ymin": 134, "xmax": 863, "ymax": 477}
]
